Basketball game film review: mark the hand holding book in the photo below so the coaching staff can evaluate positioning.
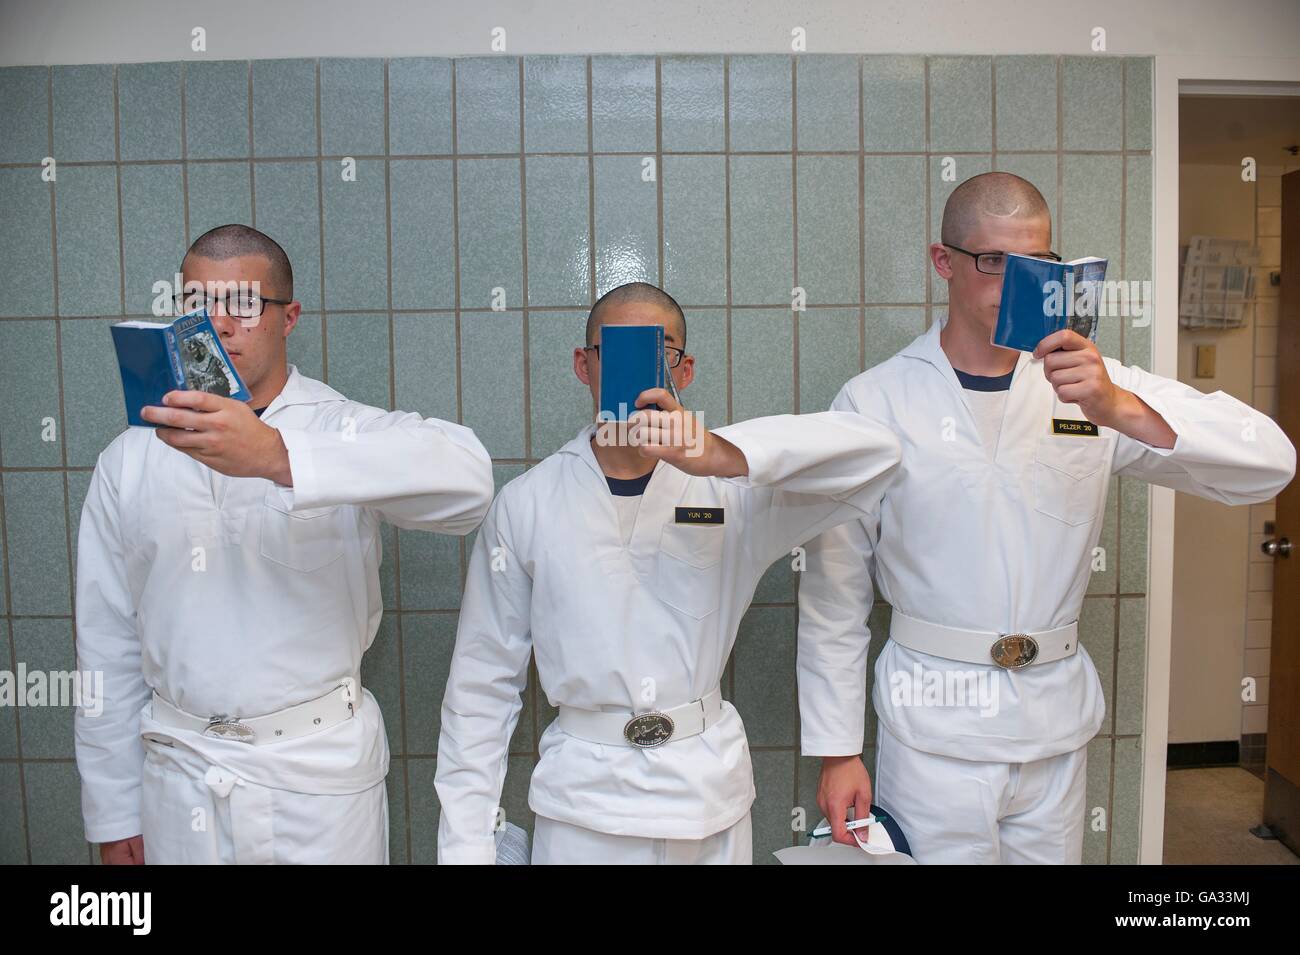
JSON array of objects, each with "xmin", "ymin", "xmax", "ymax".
[
  {"xmin": 628, "ymin": 388, "xmax": 748, "ymax": 478},
  {"xmin": 142, "ymin": 391, "xmax": 294, "ymax": 485},
  {"xmin": 1032, "ymin": 330, "xmax": 1175, "ymax": 448}
]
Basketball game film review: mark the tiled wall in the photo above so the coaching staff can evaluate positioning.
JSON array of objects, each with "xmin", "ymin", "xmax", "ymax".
[{"xmin": 0, "ymin": 53, "xmax": 1153, "ymax": 864}]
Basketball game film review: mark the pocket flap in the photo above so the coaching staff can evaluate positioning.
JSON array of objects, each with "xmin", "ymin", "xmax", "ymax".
[
  {"xmin": 264, "ymin": 484, "xmax": 339, "ymax": 521},
  {"xmin": 1033, "ymin": 435, "xmax": 1107, "ymax": 482},
  {"xmin": 658, "ymin": 522, "xmax": 725, "ymax": 569}
]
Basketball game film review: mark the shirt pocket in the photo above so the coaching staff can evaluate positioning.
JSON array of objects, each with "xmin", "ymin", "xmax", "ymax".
[
  {"xmin": 259, "ymin": 485, "xmax": 346, "ymax": 572},
  {"xmin": 656, "ymin": 522, "xmax": 726, "ymax": 620},
  {"xmin": 1031, "ymin": 434, "xmax": 1109, "ymax": 526}
]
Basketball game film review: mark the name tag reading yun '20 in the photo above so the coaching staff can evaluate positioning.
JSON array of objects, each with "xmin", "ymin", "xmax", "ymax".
[{"xmin": 675, "ymin": 506, "xmax": 724, "ymax": 525}]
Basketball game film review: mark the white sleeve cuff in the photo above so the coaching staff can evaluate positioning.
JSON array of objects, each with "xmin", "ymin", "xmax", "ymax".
[
  {"xmin": 437, "ymin": 842, "xmax": 498, "ymax": 865},
  {"xmin": 711, "ymin": 423, "xmax": 774, "ymax": 488},
  {"xmin": 800, "ymin": 736, "xmax": 866, "ymax": 758},
  {"xmin": 276, "ymin": 428, "xmax": 320, "ymax": 509},
  {"xmin": 84, "ymin": 815, "xmax": 143, "ymax": 845}
]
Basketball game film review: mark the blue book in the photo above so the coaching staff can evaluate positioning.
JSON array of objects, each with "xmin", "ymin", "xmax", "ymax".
[
  {"xmin": 110, "ymin": 309, "xmax": 251, "ymax": 427},
  {"xmin": 993, "ymin": 253, "xmax": 1108, "ymax": 352},
  {"xmin": 598, "ymin": 324, "xmax": 671, "ymax": 421}
]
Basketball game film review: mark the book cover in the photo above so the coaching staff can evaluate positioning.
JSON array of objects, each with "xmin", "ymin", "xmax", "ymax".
[
  {"xmin": 111, "ymin": 309, "xmax": 251, "ymax": 427},
  {"xmin": 598, "ymin": 324, "xmax": 666, "ymax": 421},
  {"xmin": 993, "ymin": 253, "xmax": 1108, "ymax": 352}
]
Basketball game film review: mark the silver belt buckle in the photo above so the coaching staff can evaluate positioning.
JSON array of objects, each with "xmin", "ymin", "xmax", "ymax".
[
  {"xmin": 623, "ymin": 712, "xmax": 675, "ymax": 748},
  {"xmin": 990, "ymin": 634, "xmax": 1039, "ymax": 669},
  {"xmin": 203, "ymin": 715, "xmax": 256, "ymax": 743}
]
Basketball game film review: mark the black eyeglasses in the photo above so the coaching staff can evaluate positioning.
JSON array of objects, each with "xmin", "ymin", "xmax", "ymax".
[
  {"xmin": 944, "ymin": 244, "xmax": 1061, "ymax": 275},
  {"xmin": 174, "ymin": 289, "xmax": 292, "ymax": 319},
  {"xmin": 583, "ymin": 344, "xmax": 686, "ymax": 368}
]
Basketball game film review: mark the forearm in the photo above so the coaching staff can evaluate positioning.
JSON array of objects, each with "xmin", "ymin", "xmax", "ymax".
[{"xmin": 704, "ymin": 433, "xmax": 749, "ymax": 478}]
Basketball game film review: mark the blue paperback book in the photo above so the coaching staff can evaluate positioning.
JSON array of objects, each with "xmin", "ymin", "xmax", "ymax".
[
  {"xmin": 598, "ymin": 324, "xmax": 678, "ymax": 421},
  {"xmin": 993, "ymin": 253, "xmax": 1108, "ymax": 352},
  {"xmin": 110, "ymin": 309, "xmax": 251, "ymax": 427}
]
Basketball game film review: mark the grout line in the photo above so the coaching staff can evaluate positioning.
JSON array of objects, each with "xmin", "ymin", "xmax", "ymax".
[
  {"xmin": 1119, "ymin": 59, "xmax": 1129, "ymax": 363},
  {"xmin": 247, "ymin": 60, "xmax": 256, "ymax": 226},
  {"xmin": 585, "ymin": 57, "xmax": 596, "ymax": 308},
  {"xmin": 0, "ymin": 301, "xmax": 962, "ymax": 322},
  {"xmin": 655, "ymin": 57, "xmax": 665, "ymax": 289},
  {"xmin": 449, "ymin": 61, "xmax": 470, "ymax": 600},
  {"xmin": 1114, "ymin": 57, "xmax": 1129, "ymax": 864},
  {"xmin": 788, "ymin": 52, "xmax": 801, "ymax": 825},
  {"xmin": 519, "ymin": 58, "xmax": 533, "ymax": 466},
  {"xmin": 989, "ymin": 57, "xmax": 997, "ymax": 170},
  {"xmin": 315, "ymin": 60, "xmax": 328, "ymax": 382},
  {"xmin": 722, "ymin": 56, "xmax": 733, "ymax": 428},
  {"xmin": 923, "ymin": 57, "xmax": 932, "ymax": 326},
  {"xmin": 1056, "ymin": 56, "xmax": 1065, "ymax": 255},
  {"xmin": 858, "ymin": 56, "xmax": 866, "ymax": 374},
  {"xmin": 113, "ymin": 67, "xmax": 126, "ymax": 321},
  {"xmin": 180, "ymin": 63, "xmax": 190, "ymax": 245},
  {"xmin": 790, "ymin": 56, "xmax": 800, "ymax": 416},
  {"xmin": 380, "ymin": 56, "xmax": 415, "ymax": 869},
  {"xmin": 0, "ymin": 146, "xmax": 1147, "ymax": 167}
]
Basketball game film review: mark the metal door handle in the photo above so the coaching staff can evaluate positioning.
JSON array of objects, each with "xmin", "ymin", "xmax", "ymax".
[{"xmin": 1261, "ymin": 537, "xmax": 1292, "ymax": 558}]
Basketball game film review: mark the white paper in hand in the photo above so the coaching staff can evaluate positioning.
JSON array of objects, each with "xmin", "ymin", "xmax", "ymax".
[{"xmin": 774, "ymin": 815, "xmax": 918, "ymax": 865}]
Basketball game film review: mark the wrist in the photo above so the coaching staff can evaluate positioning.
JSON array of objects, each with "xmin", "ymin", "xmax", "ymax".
[
  {"xmin": 267, "ymin": 429, "xmax": 294, "ymax": 486},
  {"xmin": 823, "ymin": 753, "xmax": 863, "ymax": 765},
  {"xmin": 708, "ymin": 433, "xmax": 748, "ymax": 478},
  {"xmin": 1094, "ymin": 388, "xmax": 1140, "ymax": 432}
]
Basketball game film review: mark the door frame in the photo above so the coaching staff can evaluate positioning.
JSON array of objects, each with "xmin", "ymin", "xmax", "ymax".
[{"xmin": 1144, "ymin": 55, "xmax": 1300, "ymax": 864}]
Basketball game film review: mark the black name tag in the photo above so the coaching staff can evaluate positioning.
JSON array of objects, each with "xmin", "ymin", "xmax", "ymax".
[
  {"xmin": 1051, "ymin": 417, "xmax": 1099, "ymax": 437},
  {"xmin": 675, "ymin": 506, "xmax": 724, "ymax": 525}
]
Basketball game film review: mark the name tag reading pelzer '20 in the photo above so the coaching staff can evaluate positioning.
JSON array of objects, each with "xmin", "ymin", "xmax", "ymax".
[{"xmin": 1051, "ymin": 417, "xmax": 1099, "ymax": 437}]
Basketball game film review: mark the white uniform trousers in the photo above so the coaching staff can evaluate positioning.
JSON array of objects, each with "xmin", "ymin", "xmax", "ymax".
[
  {"xmin": 532, "ymin": 811, "xmax": 753, "ymax": 865},
  {"xmin": 140, "ymin": 737, "xmax": 388, "ymax": 865},
  {"xmin": 873, "ymin": 724, "xmax": 1087, "ymax": 865}
]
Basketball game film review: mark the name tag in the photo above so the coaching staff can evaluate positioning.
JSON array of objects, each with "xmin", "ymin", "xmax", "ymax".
[
  {"xmin": 675, "ymin": 506, "xmax": 724, "ymax": 525},
  {"xmin": 1051, "ymin": 417, "xmax": 1099, "ymax": 437}
]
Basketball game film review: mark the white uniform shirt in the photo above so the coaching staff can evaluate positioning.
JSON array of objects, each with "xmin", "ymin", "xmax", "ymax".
[
  {"xmin": 74, "ymin": 366, "xmax": 495, "ymax": 843},
  {"xmin": 435, "ymin": 412, "xmax": 902, "ymax": 863},
  {"xmin": 797, "ymin": 318, "xmax": 1296, "ymax": 764}
]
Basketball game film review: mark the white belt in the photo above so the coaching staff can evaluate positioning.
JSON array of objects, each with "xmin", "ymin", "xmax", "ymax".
[
  {"xmin": 557, "ymin": 687, "xmax": 724, "ymax": 747},
  {"xmin": 889, "ymin": 611, "xmax": 1078, "ymax": 669},
  {"xmin": 148, "ymin": 679, "xmax": 359, "ymax": 745}
]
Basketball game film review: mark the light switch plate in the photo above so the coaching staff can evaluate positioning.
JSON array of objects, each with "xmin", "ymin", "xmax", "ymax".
[{"xmin": 1195, "ymin": 344, "xmax": 1216, "ymax": 378}]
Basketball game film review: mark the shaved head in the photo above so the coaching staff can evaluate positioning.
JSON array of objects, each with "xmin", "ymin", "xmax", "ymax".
[
  {"xmin": 941, "ymin": 172, "xmax": 1051, "ymax": 249},
  {"xmin": 183, "ymin": 223, "xmax": 294, "ymax": 299},
  {"xmin": 586, "ymin": 281, "xmax": 686, "ymax": 348}
]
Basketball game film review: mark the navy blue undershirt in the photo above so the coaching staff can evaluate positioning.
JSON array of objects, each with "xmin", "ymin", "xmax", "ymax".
[
  {"xmin": 953, "ymin": 368, "xmax": 1014, "ymax": 392},
  {"xmin": 253, "ymin": 407, "xmax": 267, "ymax": 417},
  {"xmin": 606, "ymin": 471, "xmax": 654, "ymax": 496}
]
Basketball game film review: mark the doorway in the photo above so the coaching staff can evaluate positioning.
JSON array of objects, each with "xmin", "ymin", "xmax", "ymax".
[{"xmin": 1165, "ymin": 89, "xmax": 1300, "ymax": 864}]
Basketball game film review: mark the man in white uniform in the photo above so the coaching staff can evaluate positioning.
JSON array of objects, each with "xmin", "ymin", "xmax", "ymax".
[
  {"xmin": 798, "ymin": 173, "xmax": 1296, "ymax": 864},
  {"xmin": 75, "ymin": 224, "xmax": 495, "ymax": 864},
  {"xmin": 435, "ymin": 283, "xmax": 902, "ymax": 864}
]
